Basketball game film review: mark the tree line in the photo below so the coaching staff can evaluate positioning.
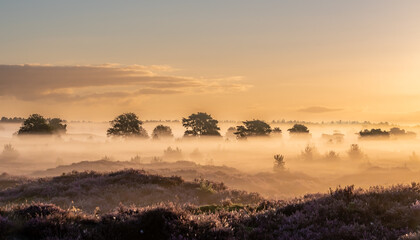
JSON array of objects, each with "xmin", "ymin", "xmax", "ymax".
[
  {"xmin": 15, "ymin": 112, "xmax": 413, "ymax": 139},
  {"xmin": 14, "ymin": 112, "xmax": 312, "ymax": 139}
]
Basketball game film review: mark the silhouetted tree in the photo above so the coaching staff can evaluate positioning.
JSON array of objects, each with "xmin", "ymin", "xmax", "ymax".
[
  {"xmin": 389, "ymin": 127, "xmax": 416, "ymax": 138},
  {"xmin": 17, "ymin": 114, "xmax": 53, "ymax": 135},
  {"xmin": 49, "ymin": 118, "xmax": 67, "ymax": 134},
  {"xmin": 347, "ymin": 144, "xmax": 364, "ymax": 160},
  {"xmin": 17, "ymin": 114, "xmax": 67, "ymax": 135},
  {"xmin": 389, "ymin": 127, "xmax": 405, "ymax": 135},
  {"xmin": 107, "ymin": 113, "xmax": 148, "ymax": 138},
  {"xmin": 287, "ymin": 124, "xmax": 309, "ymax": 134},
  {"xmin": 359, "ymin": 129, "xmax": 389, "ymax": 138},
  {"xmin": 234, "ymin": 120, "xmax": 272, "ymax": 139},
  {"xmin": 0, "ymin": 117, "xmax": 24, "ymax": 123},
  {"xmin": 182, "ymin": 112, "xmax": 221, "ymax": 137},
  {"xmin": 273, "ymin": 154, "xmax": 285, "ymax": 171},
  {"xmin": 272, "ymin": 127, "xmax": 282, "ymax": 135},
  {"xmin": 152, "ymin": 125, "xmax": 173, "ymax": 139}
]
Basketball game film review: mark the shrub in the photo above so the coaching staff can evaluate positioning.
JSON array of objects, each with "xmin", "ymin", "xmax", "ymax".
[
  {"xmin": 301, "ymin": 145, "xmax": 318, "ymax": 161},
  {"xmin": 272, "ymin": 127, "xmax": 282, "ymax": 136},
  {"xmin": 348, "ymin": 144, "xmax": 364, "ymax": 160},
  {"xmin": 273, "ymin": 154, "xmax": 285, "ymax": 171},
  {"xmin": 1, "ymin": 144, "xmax": 19, "ymax": 160},
  {"xmin": 130, "ymin": 155, "xmax": 141, "ymax": 163},
  {"xmin": 163, "ymin": 147, "xmax": 183, "ymax": 160},
  {"xmin": 152, "ymin": 125, "xmax": 173, "ymax": 139},
  {"xmin": 288, "ymin": 124, "xmax": 309, "ymax": 134},
  {"xmin": 324, "ymin": 151, "xmax": 340, "ymax": 161}
]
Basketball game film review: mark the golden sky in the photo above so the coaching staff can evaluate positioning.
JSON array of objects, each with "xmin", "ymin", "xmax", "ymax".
[{"xmin": 1, "ymin": 1, "xmax": 420, "ymax": 123}]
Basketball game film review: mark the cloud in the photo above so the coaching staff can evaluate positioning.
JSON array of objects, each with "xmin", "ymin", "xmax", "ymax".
[
  {"xmin": 298, "ymin": 106, "xmax": 342, "ymax": 113},
  {"xmin": 0, "ymin": 64, "xmax": 251, "ymax": 102}
]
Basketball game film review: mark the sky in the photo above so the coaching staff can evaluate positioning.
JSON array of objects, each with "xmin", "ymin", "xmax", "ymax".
[{"xmin": 1, "ymin": 1, "xmax": 420, "ymax": 123}]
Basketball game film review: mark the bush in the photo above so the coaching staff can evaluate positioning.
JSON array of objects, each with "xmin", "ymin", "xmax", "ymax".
[
  {"xmin": 300, "ymin": 145, "xmax": 319, "ymax": 161},
  {"xmin": 1, "ymin": 144, "xmax": 19, "ymax": 160},
  {"xmin": 348, "ymin": 144, "xmax": 364, "ymax": 160},
  {"xmin": 324, "ymin": 151, "xmax": 340, "ymax": 161},
  {"xmin": 273, "ymin": 154, "xmax": 285, "ymax": 171},
  {"xmin": 288, "ymin": 124, "xmax": 309, "ymax": 134},
  {"xmin": 163, "ymin": 147, "xmax": 183, "ymax": 160},
  {"xmin": 152, "ymin": 125, "xmax": 173, "ymax": 139}
]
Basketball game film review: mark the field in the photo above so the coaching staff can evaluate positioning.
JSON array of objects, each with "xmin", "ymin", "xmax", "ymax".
[{"xmin": 1, "ymin": 122, "xmax": 420, "ymax": 239}]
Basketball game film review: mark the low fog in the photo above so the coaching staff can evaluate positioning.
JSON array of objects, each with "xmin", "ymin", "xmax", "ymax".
[{"xmin": 1, "ymin": 121, "xmax": 420, "ymax": 199}]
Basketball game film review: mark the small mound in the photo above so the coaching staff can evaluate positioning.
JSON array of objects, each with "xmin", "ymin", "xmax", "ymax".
[{"xmin": 0, "ymin": 169, "xmax": 262, "ymax": 212}]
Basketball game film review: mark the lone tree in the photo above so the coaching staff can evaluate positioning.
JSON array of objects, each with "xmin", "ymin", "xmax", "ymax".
[
  {"xmin": 273, "ymin": 154, "xmax": 285, "ymax": 172},
  {"xmin": 17, "ymin": 114, "xmax": 67, "ymax": 135},
  {"xmin": 152, "ymin": 125, "xmax": 173, "ymax": 139},
  {"xmin": 288, "ymin": 124, "xmax": 309, "ymax": 134},
  {"xmin": 107, "ymin": 113, "xmax": 148, "ymax": 138},
  {"xmin": 234, "ymin": 120, "xmax": 272, "ymax": 139},
  {"xmin": 182, "ymin": 112, "xmax": 221, "ymax": 137}
]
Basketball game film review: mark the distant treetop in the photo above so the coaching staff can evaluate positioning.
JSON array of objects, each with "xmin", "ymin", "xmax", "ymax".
[
  {"xmin": 17, "ymin": 114, "xmax": 67, "ymax": 135},
  {"xmin": 0, "ymin": 117, "xmax": 25, "ymax": 123},
  {"xmin": 234, "ymin": 120, "xmax": 272, "ymax": 139},
  {"xmin": 152, "ymin": 125, "xmax": 174, "ymax": 139},
  {"xmin": 359, "ymin": 129, "xmax": 389, "ymax": 138},
  {"xmin": 287, "ymin": 124, "xmax": 310, "ymax": 134},
  {"xmin": 182, "ymin": 112, "xmax": 221, "ymax": 137},
  {"xmin": 107, "ymin": 113, "xmax": 148, "ymax": 138}
]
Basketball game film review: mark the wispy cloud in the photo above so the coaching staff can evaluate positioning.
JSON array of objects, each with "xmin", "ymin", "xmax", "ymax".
[
  {"xmin": 298, "ymin": 106, "xmax": 342, "ymax": 113},
  {"xmin": 0, "ymin": 64, "xmax": 251, "ymax": 102}
]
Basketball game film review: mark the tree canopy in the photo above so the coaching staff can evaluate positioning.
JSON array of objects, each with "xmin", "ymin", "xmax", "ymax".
[
  {"xmin": 182, "ymin": 112, "xmax": 221, "ymax": 137},
  {"xmin": 17, "ymin": 114, "xmax": 67, "ymax": 135},
  {"xmin": 152, "ymin": 125, "xmax": 173, "ymax": 139},
  {"xmin": 107, "ymin": 113, "xmax": 148, "ymax": 138},
  {"xmin": 234, "ymin": 120, "xmax": 272, "ymax": 139},
  {"xmin": 272, "ymin": 127, "xmax": 282, "ymax": 134},
  {"xmin": 359, "ymin": 129, "xmax": 389, "ymax": 138},
  {"xmin": 287, "ymin": 124, "xmax": 310, "ymax": 134},
  {"xmin": 49, "ymin": 118, "xmax": 67, "ymax": 134}
]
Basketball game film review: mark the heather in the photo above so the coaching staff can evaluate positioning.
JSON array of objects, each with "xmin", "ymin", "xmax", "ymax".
[
  {"xmin": 1, "ymin": 184, "xmax": 420, "ymax": 239},
  {"xmin": 0, "ymin": 170, "xmax": 261, "ymax": 213}
]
